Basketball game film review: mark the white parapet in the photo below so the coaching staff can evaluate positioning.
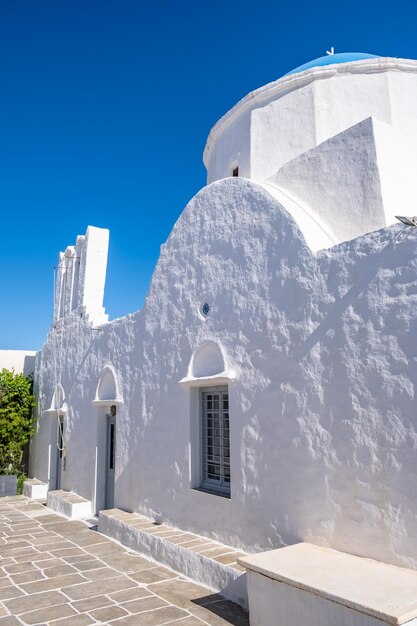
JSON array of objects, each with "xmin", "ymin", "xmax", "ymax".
[
  {"xmin": 53, "ymin": 225, "xmax": 109, "ymax": 327},
  {"xmin": 23, "ymin": 478, "xmax": 48, "ymax": 501},
  {"xmin": 47, "ymin": 489, "xmax": 92, "ymax": 519},
  {"xmin": 239, "ymin": 543, "xmax": 417, "ymax": 626}
]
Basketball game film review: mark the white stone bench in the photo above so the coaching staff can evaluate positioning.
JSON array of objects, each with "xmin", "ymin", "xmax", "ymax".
[
  {"xmin": 98, "ymin": 508, "xmax": 247, "ymax": 607},
  {"xmin": 239, "ymin": 542, "xmax": 417, "ymax": 626}
]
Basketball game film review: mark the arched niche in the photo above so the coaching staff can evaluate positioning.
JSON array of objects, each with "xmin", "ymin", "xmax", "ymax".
[
  {"xmin": 192, "ymin": 342, "xmax": 225, "ymax": 378},
  {"xmin": 92, "ymin": 365, "xmax": 123, "ymax": 408},
  {"xmin": 45, "ymin": 384, "xmax": 68, "ymax": 416},
  {"xmin": 179, "ymin": 341, "xmax": 236, "ymax": 387}
]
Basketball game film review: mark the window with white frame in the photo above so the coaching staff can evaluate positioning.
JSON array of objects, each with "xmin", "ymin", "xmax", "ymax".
[{"xmin": 200, "ymin": 386, "xmax": 230, "ymax": 496}]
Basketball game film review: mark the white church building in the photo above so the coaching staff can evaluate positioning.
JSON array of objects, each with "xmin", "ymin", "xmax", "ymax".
[{"xmin": 24, "ymin": 52, "xmax": 417, "ymax": 619}]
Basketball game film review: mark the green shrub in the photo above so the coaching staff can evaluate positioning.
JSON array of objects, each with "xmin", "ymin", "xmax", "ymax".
[
  {"xmin": 0, "ymin": 369, "xmax": 35, "ymax": 475},
  {"xmin": 17, "ymin": 472, "xmax": 27, "ymax": 495}
]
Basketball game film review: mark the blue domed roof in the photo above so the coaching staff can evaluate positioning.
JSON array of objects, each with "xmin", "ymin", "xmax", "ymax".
[{"xmin": 285, "ymin": 52, "xmax": 379, "ymax": 76}]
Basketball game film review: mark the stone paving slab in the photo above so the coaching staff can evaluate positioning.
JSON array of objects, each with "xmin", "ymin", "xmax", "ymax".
[{"xmin": 0, "ymin": 496, "xmax": 248, "ymax": 625}]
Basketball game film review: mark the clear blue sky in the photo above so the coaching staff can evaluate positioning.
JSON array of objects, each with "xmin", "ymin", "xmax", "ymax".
[{"xmin": 1, "ymin": 0, "xmax": 417, "ymax": 349}]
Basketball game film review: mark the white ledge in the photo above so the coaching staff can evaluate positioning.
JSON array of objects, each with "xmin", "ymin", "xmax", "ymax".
[
  {"xmin": 178, "ymin": 371, "xmax": 236, "ymax": 388},
  {"xmin": 91, "ymin": 399, "xmax": 123, "ymax": 407}
]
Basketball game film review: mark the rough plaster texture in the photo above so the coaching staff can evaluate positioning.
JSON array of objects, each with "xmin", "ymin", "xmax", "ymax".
[
  {"xmin": 29, "ymin": 176, "xmax": 417, "ymax": 572},
  {"xmin": 27, "ymin": 57, "xmax": 417, "ymax": 585},
  {"xmin": 0, "ymin": 350, "xmax": 36, "ymax": 376}
]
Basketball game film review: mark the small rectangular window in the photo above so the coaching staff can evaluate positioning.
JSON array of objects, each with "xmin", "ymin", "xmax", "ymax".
[
  {"xmin": 232, "ymin": 166, "xmax": 239, "ymax": 177},
  {"xmin": 200, "ymin": 386, "xmax": 230, "ymax": 496}
]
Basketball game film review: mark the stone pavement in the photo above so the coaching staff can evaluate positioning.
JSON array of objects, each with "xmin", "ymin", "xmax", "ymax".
[{"xmin": 0, "ymin": 497, "xmax": 249, "ymax": 626}]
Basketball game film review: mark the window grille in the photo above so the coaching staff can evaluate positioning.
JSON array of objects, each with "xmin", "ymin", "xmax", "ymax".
[{"xmin": 201, "ymin": 387, "xmax": 230, "ymax": 496}]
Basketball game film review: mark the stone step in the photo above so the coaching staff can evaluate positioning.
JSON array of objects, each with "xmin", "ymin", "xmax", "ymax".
[
  {"xmin": 23, "ymin": 478, "xmax": 48, "ymax": 501},
  {"xmin": 47, "ymin": 489, "xmax": 93, "ymax": 519},
  {"xmin": 98, "ymin": 508, "xmax": 248, "ymax": 608}
]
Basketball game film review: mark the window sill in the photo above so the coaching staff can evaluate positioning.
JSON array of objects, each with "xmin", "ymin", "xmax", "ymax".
[
  {"xmin": 191, "ymin": 487, "xmax": 231, "ymax": 500},
  {"xmin": 91, "ymin": 399, "xmax": 123, "ymax": 407},
  {"xmin": 45, "ymin": 405, "xmax": 68, "ymax": 416}
]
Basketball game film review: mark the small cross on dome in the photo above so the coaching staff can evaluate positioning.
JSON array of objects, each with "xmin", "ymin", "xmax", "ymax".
[{"xmin": 326, "ymin": 47, "xmax": 335, "ymax": 55}]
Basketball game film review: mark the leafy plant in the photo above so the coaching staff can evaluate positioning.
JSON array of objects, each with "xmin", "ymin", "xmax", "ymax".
[
  {"xmin": 17, "ymin": 472, "xmax": 27, "ymax": 495},
  {"xmin": 0, "ymin": 369, "xmax": 35, "ymax": 475}
]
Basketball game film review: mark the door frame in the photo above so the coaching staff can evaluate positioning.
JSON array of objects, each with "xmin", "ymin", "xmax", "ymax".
[
  {"xmin": 56, "ymin": 414, "xmax": 64, "ymax": 490},
  {"xmin": 105, "ymin": 410, "xmax": 116, "ymax": 509}
]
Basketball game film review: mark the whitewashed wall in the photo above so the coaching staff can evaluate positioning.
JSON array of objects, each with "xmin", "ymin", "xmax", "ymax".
[
  {"xmin": 30, "ymin": 176, "xmax": 417, "ymax": 570},
  {"xmin": 0, "ymin": 350, "xmax": 37, "ymax": 376}
]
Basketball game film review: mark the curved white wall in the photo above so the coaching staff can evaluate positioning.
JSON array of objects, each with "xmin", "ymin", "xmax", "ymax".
[{"xmin": 204, "ymin": 58, "xmax": 417, "ymax": 184}]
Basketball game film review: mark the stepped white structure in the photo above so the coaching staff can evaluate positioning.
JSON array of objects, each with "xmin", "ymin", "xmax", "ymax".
[{"xmin": 27, "ymin": 53, "xmax": 417, "ymax": 598}]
